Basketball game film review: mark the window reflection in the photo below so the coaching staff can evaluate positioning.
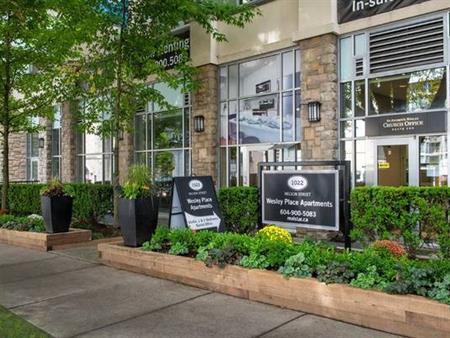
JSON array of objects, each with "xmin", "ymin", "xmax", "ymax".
[
  {"xmin": 420, "ymin": 136, "xmax": 448, "ymax": 187},
  {"xmin": 369, "ymin": 68, "xmax": 446, "ymax": 115}
]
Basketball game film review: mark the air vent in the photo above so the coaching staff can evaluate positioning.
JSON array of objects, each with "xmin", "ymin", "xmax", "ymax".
[
  {"xmin": 369, "ymin": 17, "xmax": 444, "ymax": 74},
  {"xmin": 355, "ymin": 58, "xmax": 364, "ymax": 77}
]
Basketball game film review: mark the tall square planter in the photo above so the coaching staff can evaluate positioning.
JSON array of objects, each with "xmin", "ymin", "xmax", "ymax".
[
  {"xmin": 119, "ymin": 197, "xmax": 159, "ymax": 247},
  {"xmin": 41, "ymin": 195, "xmax": 73, "ymax": 233}
]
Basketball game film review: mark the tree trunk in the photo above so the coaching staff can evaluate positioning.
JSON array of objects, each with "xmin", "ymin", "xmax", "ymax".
[{"xmin": 1, "ymin": 129, "xmax": 9, "ymax": 212}]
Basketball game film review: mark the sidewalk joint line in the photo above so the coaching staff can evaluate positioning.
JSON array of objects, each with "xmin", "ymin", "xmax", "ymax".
[
  {"xmin": 253, "ymin": 313, "xmax": 307, "ymax": 338},
  {"xmin": 67, "ymin": 291, "xmax": 213, "ymax": 338}
]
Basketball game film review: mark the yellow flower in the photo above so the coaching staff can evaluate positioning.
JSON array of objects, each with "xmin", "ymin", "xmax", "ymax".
[{"xmin": 257, "ymin": 225, "xmax": 292, "ymax": 244}]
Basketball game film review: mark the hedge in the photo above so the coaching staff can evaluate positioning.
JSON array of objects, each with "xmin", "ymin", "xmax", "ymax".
[
  {"xmin": 218, "ymin": 186, "xmax": 259, "ymax": 234},
  {"xmin": 351, "ymin": 186, "xmax": 450, "ymax": 258},
  {"xmin": 1, "ymin": 183, "xmax": 113, "ymax": 223}
]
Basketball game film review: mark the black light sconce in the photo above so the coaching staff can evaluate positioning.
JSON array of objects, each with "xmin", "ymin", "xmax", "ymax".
[
  {"xmin": 307, "ymin": 101, "xmax": 321, "ymax": 122},
  {"xmin": 38, "ymin": 137, "xmax": 45, "ymax": 149},
  {"xmin": 194, "ymin": 115, "xmax": 205, "ymax": 133}
]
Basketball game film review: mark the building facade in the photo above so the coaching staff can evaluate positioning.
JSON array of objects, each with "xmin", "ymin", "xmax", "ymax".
[{"xmin": 5, "ymin": 0, "xmax": 450, "ymax": 193}]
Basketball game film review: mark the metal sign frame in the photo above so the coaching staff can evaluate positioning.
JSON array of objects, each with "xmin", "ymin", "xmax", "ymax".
[{"xmin": 258, "ymin": 160, "xmax": 352, "ymax": 249}]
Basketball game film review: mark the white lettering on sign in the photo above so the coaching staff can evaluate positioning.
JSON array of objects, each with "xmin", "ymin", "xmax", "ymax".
[
  {"xmin": 189, "ymin": 179, "xmax": 203, "ymax": 191},
  {"xmin": 352, "ymin": 0, "xmax": 395, "ymax": 12},
  {"xmin": 185, "ymin": 211, "xmax": 221, "ymax": 230},
  {"xmin": 287, "ymin": 176, "xmax": 308, "ymax": 191}
]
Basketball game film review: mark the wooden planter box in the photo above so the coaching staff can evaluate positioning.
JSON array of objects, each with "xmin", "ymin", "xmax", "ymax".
[
  {"xmin": 98, "ymin": 242, "xmax": 450, "ymax": 338},
  {"xmin": 0, "ymin": 228, "xmax": 92, "ymax": 251}
]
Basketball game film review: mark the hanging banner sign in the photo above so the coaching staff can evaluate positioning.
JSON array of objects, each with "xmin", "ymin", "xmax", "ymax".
[
  {"xmin": 366, "ymin": 111, "xmax": 447, "ymax": 137},
  {"xmin": 169, "ymin": 176, "xmax": 224, "ymax": 232},
  {"xmin": 338, "ymin": 0, "xmax": 431, "ymax": 24},
  {"xmin": 262, "ymin": 171, "xmax": 339, "ymax": 231},
  {"xmin": 156, "ymin": 29, "xmax": 190, "ymax": 70}
]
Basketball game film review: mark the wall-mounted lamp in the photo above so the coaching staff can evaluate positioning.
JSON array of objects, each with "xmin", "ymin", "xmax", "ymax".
[
  {"xmin": 307, "ymin": 101, "xmax": 321, "ymax": 123},
  {"xmin": 38, "ymin": 137, "xmax": 45, "ymax": 149},
  {"xmin": 194, "ymin": 115, "xmax": 205, "ymax": 133}
]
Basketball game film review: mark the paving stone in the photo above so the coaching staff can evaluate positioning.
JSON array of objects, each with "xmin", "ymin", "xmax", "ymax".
[{"xmin": 0, "ymin": 243, "xmax": 54, "ymax": 266}]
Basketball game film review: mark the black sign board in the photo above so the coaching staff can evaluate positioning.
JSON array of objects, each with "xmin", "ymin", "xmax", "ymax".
[
  {"xmin": 366, "ymin": 111, "xmax": 447, "ymax": 137},
  {"xmin": 169, "ymin": 176, "xmax": 224, "ymax": 231},
  {"xmin": 262, "ymin": 171, "xmax": 339, "ymax": 231},
  {"xmin": 338, "ymin": 0, "xmax": 431, "ymax": 24},
  {"xmin": 155, "ymin": 30, "xmax": 190, "ymax": 70}
]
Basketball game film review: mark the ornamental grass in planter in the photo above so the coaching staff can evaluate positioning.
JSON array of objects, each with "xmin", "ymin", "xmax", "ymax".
[
  {"xmin": 40, "ymin": 179, "xmax": 75, "ymax": 233},
  {"xmin": 119, "ymin": 165, "xmax": 158, "ymax": 247}
]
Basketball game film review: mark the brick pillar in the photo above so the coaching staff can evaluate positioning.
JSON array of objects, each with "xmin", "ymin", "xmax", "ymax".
[
  {"xmin": 8, "ymin": 133, "xmax": 27, "ymax": 181},
  {"xmin": 61, "ymin": 101, "xmax": 77, "ymax": 182},
  {"xmin": 38, "ymin": 118, "xmax": 52, "ymax": 182},
  {"xmin": 299, "ymin": 34, "xmax": 338, "ymax": 161},
  {"xmin": 118, "ymin": 131, "xmax": 133, "ymax": 184},
  {"xmin": 191, "ymin": 64, "xmax": 219, "ymax": 182}
]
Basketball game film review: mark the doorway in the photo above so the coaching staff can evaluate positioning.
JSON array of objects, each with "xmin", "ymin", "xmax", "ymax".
[{"xmin": 373, "ymin": 138, "xmax": 418, "ymax": 186}]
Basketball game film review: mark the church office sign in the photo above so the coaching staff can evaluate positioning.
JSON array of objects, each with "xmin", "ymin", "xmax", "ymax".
[
  {"xmin": 366, "ymin": 111, "xmax": 447, "ymax": 137},
  {"xmin": 338, "ymin": 0, "xmax": 432, "ymax": 24},
  {"xmin": 262, "ymin": 171, "xmax": 339, "ymax": 231}
]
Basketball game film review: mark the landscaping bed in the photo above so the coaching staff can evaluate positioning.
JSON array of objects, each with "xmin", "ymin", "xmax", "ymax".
[
  {"xmin": 0, "ymin": 214, "xmax": 91, "ymax": 251},
  {"xmin": 98, "ymin": 226, "xmax": 450, "ymax": 338}
]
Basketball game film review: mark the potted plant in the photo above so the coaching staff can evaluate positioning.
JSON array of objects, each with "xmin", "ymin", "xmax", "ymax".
[
  {"xmin": 119, "ymin": 165, "xmax": 159, "ymax": 247},
  {"xmin": 40, "ymin": 179, "xmax": 75, "ymax": 233}
]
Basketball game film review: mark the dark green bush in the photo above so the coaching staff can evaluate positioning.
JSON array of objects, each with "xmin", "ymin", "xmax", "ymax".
[
  {"xmin": 218, "ymin": 186, "xmax": 259, "ymax": 234},
  {"xmin": 351, "ymin": 186, "xmax": 450, "ymax": 258},
  {"xmin": 1, "ymin": 183, "xmax": 113, "ymax": 223}
]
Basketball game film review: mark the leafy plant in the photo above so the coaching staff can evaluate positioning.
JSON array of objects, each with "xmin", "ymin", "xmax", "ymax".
[
  {"xmin": 40, "ymin": 179, "xmax": 75, "ymax": 198},
  {"xmin": 257, "ymin": 225, "xmax": 292, "ymax": 244},
  {"xmin": 317, "ymin": 261, "xmax": 355, "ymax": 284},
  {"xmin": 350, "ymin": 265, "xmax": 388, "ymax": 290},
  {"xmin": 204, "ymin": 242, "xmax": 241, "ymax": 268},
  {"xmin": 278, "ymin": 252, "xmax": 312, "ymax": 278},
  {"xmin": 168, "ymin": 242, "xmax": 189, "ymax": 256},
  {"xmin": 428, "ymin": 274, "xmax": 450, "ymax": 305},
  {"xmin": 240, "ymin": 253, "xmax": 269, "ymax": 269},
  {"xmin": 142, "ymin": 226, "xmax": 170, "ymax": 252},
  {"xmin": 122, "ymin": 165, "xmax": 152, "ymax": 200}
]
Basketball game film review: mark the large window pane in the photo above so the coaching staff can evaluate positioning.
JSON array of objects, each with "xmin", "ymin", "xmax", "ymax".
[
  {"xmin": 220, "ymin": 148, "xmax": 227, "ymax": 186},
  {"xmin": 369, "ymin": 68, "xmax": 446, "ymax": 115},
  {"xmin": 134, "ymin": 114, "xmax": 146, "ymax": 151},
  {"xmin": 340, "ymin": 120, "xmax": 353, "ymax": 138},
  {"xmin": 153, "ymin": 109, "xmax": 183, "ymax": 149},
  {"xmin": 282, "ymin": 92, "xmax": 294, "ymax": 142},
  {"xmin": 229, "ymin": 64, "xmax": 238, "ymax": 99},
  {"xmin": 340, "ymin": 37, "xmax": 352, "ymax": 81},
  {"xmin": 295, "ymin": 90, "xmax": 301, "ymax": 141},
  {"xmin": 85, "ymin": 155, "xmax": 103, "ymax": 183},
  {"xmin": 354, "ymin": 34, "xmax": 366, "ymax": 57},
  {"xmin": 85, "ymin": 133, "xmax": 103, "ymax": 154},
  {"xmin": 354, "ymin": 80, "xmax": 365, "ymax": 116},
  {"xmin": 52, "ymin": 158, "xmax": 60, "ymax": 179},
  {"xmin": 282, "ymin": 51, "xmax": 294, "ymax": 90},
  {"xmin": 154, "ymin": 150, "xmax": 183, "ymax": 181},
  {"xmin": 51, "ymin": 129, "xmax": 60, "ymax": 156},
  {"xmin": 239, "ymin": 54, "xmax": 280, "ymax": 97},
  {"xmin": 220, "ymin": 102, "xmax": 227, "ymax": 146},
  {"xmin": 239, "ymin": 94, "xmax": 279, "ymax": 144},
  {"xmin": 419, "ymin": 136, "xmax": 448, "ymax": 187},
  {"xmin": 228, "ymin": 100, "xmax": 238, "ymax": 145},
  {"xmin": 219, "ymin": 66, "xmax": 227, "ymax": 101},
  {"xmin": 340, "ymin": 82, "xmax": 352, "ymax": 118},
  {"xmin": 295, "ymin": 49, "xmax": 301, "ymax": 88},
  {"xmin": 229, "ymin": 147, "xmax": 237, "ymax": 187},
  {"xmin": 154, "ymin": 83, "xmax": 183, "ymax": 111},
  {"xmin": 356, "ymin": 140, "xmax": 366, "ymax": 186}
]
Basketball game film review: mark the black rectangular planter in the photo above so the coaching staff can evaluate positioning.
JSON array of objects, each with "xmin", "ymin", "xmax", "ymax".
[
  {"xmin": 119, "ymin": 197, "xmax": 159, "ymax": 247},
  {"xmin": 41, "ymin": 195, "xmax": 73, "ymax": 233}
]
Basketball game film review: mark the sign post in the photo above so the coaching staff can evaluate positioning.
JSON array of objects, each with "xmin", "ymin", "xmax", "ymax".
[
  {"xmin": 169, "ymin": 176, "xmax": 224, "ymax": 232},
  {"xmin": 259, "ymin": 161, "xmax": 352, "ymax": 249}
]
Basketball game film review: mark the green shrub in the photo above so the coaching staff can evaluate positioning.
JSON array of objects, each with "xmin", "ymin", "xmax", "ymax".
[
  {"xmin": 351, "ymin": 186, "xmax": 450, "ymax": 258},
  {"xmin": 0, "ymin": 183, "xmax": 113, "ymax": 224},
  {"xmin": 218, "ymin": 186, "xmax": 259, "ymax": 234},
  {"xmin": 0, "ymin": 214, "xmax": 45, "ymax": 233}
]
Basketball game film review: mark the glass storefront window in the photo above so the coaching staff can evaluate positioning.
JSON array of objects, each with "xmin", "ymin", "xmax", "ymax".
[
  {"xmin": 239, "ymin": 54, "xmax": 280, "ymax": 97},
  {"xmin": 282, "ymin": 92, "xmax": 294, "ymax": 142},
  {"xmin": 340, "ymin": 82, "xmax": 352, "ymax": 118},
  {"xmin": 354, "ymin": 80, "xmax": 365, "ymax": 116},
  {"xmin": 420, "ymin": 136, "xmax": 448, "ymax": 187},
  {"xmin": 153, "ymin": 109, "xmax": 183, "ymax": 149},
  {"xmin": 51, "ymin": 105, "xmax": 62, "ymax": 179},
  {"xmin": 340, "ymin": 120, "xmax": 353, "ymax": 138},
  {"xmin": 355, "ymin": 119, "xmax": 365, "ymax": 138},
  {"xmin": 228, "ymin": 100, "xmax": 238, "ymax": 145},
  {"xmin": 369, "ymin": 68, "xmax": 446, "ymax": 115},
  {"xmin": 355, "ymin": 140, "xmax": 366, "ymax": 186},
  {"xmin": 354, "ymin": 34, "xmax": 366, "ymax": 57},
  {"xmin": 340, "ymin": 37, "xmax": 352, "ymax": 81}
]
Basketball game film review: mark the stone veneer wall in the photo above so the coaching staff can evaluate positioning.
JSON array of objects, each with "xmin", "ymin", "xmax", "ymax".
[
  {"xmin": 60, "ymin": 101, "xmax": 77, "ymax": 182},
  {"xmin": 299, "ymin": 33, "xmax": 338, "ymax": 161},
  {"xmin": 8, "ymin": 133, "xmax": 27, "ymax": 181},
  {"xmin": 191, "ymin": 64, "xmax": 219, "ymax": 182}
]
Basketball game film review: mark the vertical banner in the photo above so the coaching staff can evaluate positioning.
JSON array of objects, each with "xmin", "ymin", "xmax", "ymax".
[
  {"xmin": 169, "ymin": 176, "xmax": 224, "ymax": 231},
  {"xmin": 262, "ymin": 170, "xmax": 339, "ymax": 231}
]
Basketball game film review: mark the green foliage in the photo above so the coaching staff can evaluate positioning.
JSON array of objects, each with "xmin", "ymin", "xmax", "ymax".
[
  {"xmin": 203, "ymin": 243, "xmax": 241, "ymax": 268},
  {"xmin": 350, "ymin": 266, "xmax": 388, "ymax": 290},
  {"xmin": 218, "ymin": 186, "xmax": 259, "ymax": 234},
  {"xmin": 351, "ymin": 187, "xmax": 450, "ymax": 258},
  {"xmin": 122, "ymin": 165, "xmax": 153, "ymax": 200},
  {"xmin": 0, "ymin": 183, "xmax": 112, "ymax": 224},
  {"xmin": 40, "ymin": 179, "xmax": 75, "ymax": 198},
  {"xmin": 317, "ymin": 261, "xmax": 355, "ymax": 284},
  {"xmin": 240, "ymin": 253, "xmax": 269, "ymax": 270},
  {"xmin": 428, "ymin": 274, "xmax": 450, "ymax": 305},
  {"xmin": 278, "ymin": 252, "xmax": 312, "ymax": 278},
  {"xmin": 168, "ymin": 242, "xmax": 189, "ymax": 256},
  {"xmin": 143, "ymin": 226, "xmax": 171, "ymax": 252},
  {"xmin": 0, "ymin": 304, "xmax": 51, "ymax": 338},
  {"xmin": 0, "ymin": 214, "xmax": 45, "ymax": 233}
]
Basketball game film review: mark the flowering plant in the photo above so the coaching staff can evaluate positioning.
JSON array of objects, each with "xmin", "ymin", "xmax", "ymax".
[
  {"xmin": 257, "ymin": 225, "xmax": 292, "ymax": 244},
  {"xmin": 373, "ymin": 240, "xmax": 406, "ymax": 257}
]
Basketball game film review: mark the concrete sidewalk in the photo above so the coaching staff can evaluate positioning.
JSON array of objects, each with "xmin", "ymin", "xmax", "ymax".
[{"xmin": 0, "ymin": 243, "xmax": 400, "ymax": 338}]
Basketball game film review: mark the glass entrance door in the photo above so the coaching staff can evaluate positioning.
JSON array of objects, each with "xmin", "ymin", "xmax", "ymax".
[{"xmin": 374, "ymin": 138, "xmax": 417, "ymax": 186}]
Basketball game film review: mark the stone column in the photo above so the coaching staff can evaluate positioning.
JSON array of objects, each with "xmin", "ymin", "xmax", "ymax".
[
  {"xmin": 299, "ymin": 33, "xmax": 338, "ymax": 161},
  {"xmin": 8, "ymin": 133, "xmax": 27, "ymax": 181},
  {"xmin": 61, "ymin": 101, "xmax": 77, "ymax": 182},
  {"xmin": 191, "ymin": 64, "xmax": 219, "ymax": 182},
  {"xmin": 38, "ymin": 118, "xmax": 52, "ymax": 182}
]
